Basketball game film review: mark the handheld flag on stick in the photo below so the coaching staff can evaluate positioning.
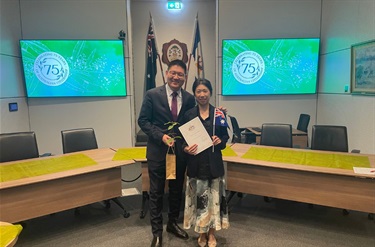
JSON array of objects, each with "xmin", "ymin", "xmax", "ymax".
[
  {"xmin": 186, "ymin": 13, "xmax": 204, "ymax": 89},
  {"xmin": 212, "ymin": 108, "xmax": 228, "ymax": 152},
  {"xmin": 214, "ymin": 108, "xmax": 228, "ymax": 127}
]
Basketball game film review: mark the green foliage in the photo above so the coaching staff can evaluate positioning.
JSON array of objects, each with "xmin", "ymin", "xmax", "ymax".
[{"xmin": 164, "ymin": 121, "xmax": 181, "ymax": 145}]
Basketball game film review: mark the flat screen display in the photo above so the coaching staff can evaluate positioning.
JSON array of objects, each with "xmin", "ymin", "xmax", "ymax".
[
  {"xmin": 222, "ymin": 38, "xmax": 320, "ymax": 96},
  {"xmin": 20, "ymin": 40, "xmax": 127, "ymax": 97}
]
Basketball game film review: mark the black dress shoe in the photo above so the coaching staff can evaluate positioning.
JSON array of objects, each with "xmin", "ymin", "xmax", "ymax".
[
  {"xmin": 166, "ymin": 221, "xmax": 189, "ymax": 239},
  {"xmin": 150, "ymin": 236, "xmax": 162, "ymax": 247}
]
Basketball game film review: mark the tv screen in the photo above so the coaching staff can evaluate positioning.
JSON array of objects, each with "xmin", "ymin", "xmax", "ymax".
[
  {"xmin": 20, "ymin": 40, "xmax": 127, "ymax": 97},
  {"xmin": 222, "ymin": 38, "xmax": 320, "ymax": 96}
]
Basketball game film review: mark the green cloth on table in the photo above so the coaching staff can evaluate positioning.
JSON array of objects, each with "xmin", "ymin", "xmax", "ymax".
[
  {"xmin": 0, "ymin": 224, "xmax": 23, "ymax": 247},
  {"xmin": 241, "ymin": 146, "xmax": 370, "ymax": 170},
  {"xmin": 222, "ymin": 145, "xmax": 238, "ymax": 157},
  {"xmin": 0, "ymin": 154, "xmax": 97, "ymax": 182},
  {"xmin": 112, "ymin": 147, "xmax": 146, "ymax": 161}
]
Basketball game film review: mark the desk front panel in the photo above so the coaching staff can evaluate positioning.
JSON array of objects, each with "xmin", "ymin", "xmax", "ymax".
[
  {"xmin": 226, "ymin": 162, "xmax": 375, "ymax": 213},
  {"xmin": 0, "ymin": 167, "xmax": 121, "ymax": 223}
]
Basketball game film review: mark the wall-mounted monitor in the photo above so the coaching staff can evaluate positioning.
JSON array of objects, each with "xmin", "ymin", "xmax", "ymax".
[
  {"xmin": 222, "ymin": 38, "xmax": 320, "ymax": 96},
  {"xmin": 20, "ymin": 40, "xmax": 127, "ymax": 97}
]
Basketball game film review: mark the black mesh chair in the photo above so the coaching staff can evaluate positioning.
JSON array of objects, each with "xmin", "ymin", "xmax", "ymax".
[
  {"xmin": 260, "ymin": 123, "xmax": 293, "ymax": 148},
  {"xmin": 61, "ymin": 128, "xmax": 129, "ymax": 217},
  {"xmin": 297, "ymin": 114, "xmax": 310, "ymax": 133},
  {"xmin": 0, "ymin": 132, "xmax": 40, "ymax": 162}
]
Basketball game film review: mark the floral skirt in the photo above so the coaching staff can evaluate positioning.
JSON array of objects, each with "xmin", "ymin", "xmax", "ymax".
[{"xmin": 183, "ymin": 176, "xmax": 229, "ymax": 233}]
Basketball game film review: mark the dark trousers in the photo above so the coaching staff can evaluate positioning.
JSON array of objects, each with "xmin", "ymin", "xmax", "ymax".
[{"xmin": 148, "ymin": 156, "xmax": 187, "ymax": 237}]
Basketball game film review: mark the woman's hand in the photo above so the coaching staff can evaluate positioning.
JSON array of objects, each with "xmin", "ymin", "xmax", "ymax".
[
  {"xmin": 212, "ymin": 135, "xmax": 222, "ymax": 146},
  {"xmin": 184, "ymin": 144, "xmax": 198, "ymax": 155}
]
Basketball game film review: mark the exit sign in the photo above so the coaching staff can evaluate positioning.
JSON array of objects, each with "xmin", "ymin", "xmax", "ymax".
[{"xmin": 167, "ymin": 1, "xmax": 182, "ymax": 10}]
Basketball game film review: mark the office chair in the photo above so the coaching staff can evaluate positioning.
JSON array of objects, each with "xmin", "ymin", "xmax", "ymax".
[
  {"xmin": 260, "ymin": 123, "xmax": 293, "ymax": 148},
  {"xmin": 310, "ymin": 125, "xmax": 367, "ymax": 217},
  {"xmin": 260, "ymin": 123, "xmax": 292, "ymax": 202},
  {"xmin": 228, "ymin": 115, "xmax": 255, "ymax": 144},
  {"xmin": 297, "ymin": 114, "xmax": 310, "ymax": 133},
  {"xmin": 0, "ymin": 132, "xmax": 40, "ymax": 162},
  {"xmin": 228, "ymin": 115, "xmax": 242, "ymax": 143},
  {"xmin": 311, "ymin": 125, "xmax": 348, "ymax": 152},
  {"xmin": 135, "ymin": 129, "xmax": 148, "ymax": 147},
  {"xmin": 61, "ymin": 128, "xmax": 130, "ymax": 218}
]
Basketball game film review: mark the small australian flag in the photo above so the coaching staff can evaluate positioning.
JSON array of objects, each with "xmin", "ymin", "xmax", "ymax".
[{"xmin": 214, "ymin": 108, "xmax": 228, "ymax": 127}]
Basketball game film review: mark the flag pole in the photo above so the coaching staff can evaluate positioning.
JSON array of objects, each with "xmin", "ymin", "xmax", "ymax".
[
  {"xmin": 150, "ymin": 13, "xmax": 166, "ymax": 84},
  {"xmin": 196, "ymin": 17, "xmax": 204, "ymax": 79},
  {"xmin": 212, "ymin": 107, "xmax": 216, "ymax": 152},
  {"xmin": 185, "ymin": 54, "xmax": 193, "ymax": 90},
  {"xmin": 185, "ymin": 13, "xmax": 199, "ymax": 90}
]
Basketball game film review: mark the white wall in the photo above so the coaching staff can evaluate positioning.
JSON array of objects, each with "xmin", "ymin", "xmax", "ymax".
[
  {"xmin": 130, "ymin": 0, "xmax": 216, "ymax": 133},
  {"xmin": 0, "ymin": 0, "xmax": 30, "ymax": 133},
  {"xmin": 1, "ymin": 0, "xmax": 374, "ymax": 154},
  {"xmin": 217, "ymin": 0, "xmax": 322, "ymax": 138},
  {"xmin": 0, "ymin": 0, "xmax": 134, "ymax": 155},
  {"xmin": 318, "ymin": 0, "xmax": 375, "ymax": 154}
]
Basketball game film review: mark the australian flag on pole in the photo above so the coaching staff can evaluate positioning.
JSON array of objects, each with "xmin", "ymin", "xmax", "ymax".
[
  {"xmin": 145, "ymin": 16, "xmax": 157, "ymax": 92},
  {"xmin": 214, "ymin": 108, "xmax": 228, "ymax": 127}
]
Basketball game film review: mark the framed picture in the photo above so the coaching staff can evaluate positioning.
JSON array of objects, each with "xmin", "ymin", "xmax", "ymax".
[{"xmin": 351, "ymin": 40, "xmax": 375, "ymax": 95}]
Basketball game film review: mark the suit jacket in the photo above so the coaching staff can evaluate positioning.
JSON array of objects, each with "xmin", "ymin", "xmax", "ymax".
[
  {"xmin": 138, "ymin": 85, "xmax": 196, "ymax": 162},
  {"xmin": 182, "ymin": 105, "xmax": 229, "ymax": 178}
]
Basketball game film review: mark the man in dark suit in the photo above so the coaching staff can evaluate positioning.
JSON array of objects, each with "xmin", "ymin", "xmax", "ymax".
[{"xmin": 138, "ymin": 59, "xmax": 196, "ymax": 247}]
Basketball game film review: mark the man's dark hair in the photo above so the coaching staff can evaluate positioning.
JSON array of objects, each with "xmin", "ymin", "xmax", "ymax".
[{"xmin": 168, "ymin": 59, "xmax": 187, "ymax": 74}]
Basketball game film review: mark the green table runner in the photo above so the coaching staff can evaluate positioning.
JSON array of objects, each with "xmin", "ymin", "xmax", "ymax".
[
  {"xmin": 0, "ymin": 154, "xmax": 97, "ymax": 182},
  {"xmin": 113, "ymin": 147, "xmax": 147, "ymax": 161},
  {"xmin": 222, "ymin": 145, "xmax": 238, "ymax": 157},
  {"xmin": 0, "ymin": 224, "xmax": 23, "ymax": 247},
  {"xmin": 241, "ymin": 146, "xmax": 370, "ymax": 170}
]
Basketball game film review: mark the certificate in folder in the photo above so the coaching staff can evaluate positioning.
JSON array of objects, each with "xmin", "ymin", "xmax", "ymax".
[{"xmin": 178, "ymin": 116, "xmax": 213, "ymax": 155}]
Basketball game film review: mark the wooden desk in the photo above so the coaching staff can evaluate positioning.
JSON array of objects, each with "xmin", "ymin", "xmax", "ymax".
[
  {"xmin": 247, "ymin": 127, "xmax": 308, "ymax": 148},
  {"xmin": 224, "ymin": 144, "xmax": 375, "ymax": 213},
  {"xmin": 0, "ymin": 149, "xmax": 134, "ymax": 223}
]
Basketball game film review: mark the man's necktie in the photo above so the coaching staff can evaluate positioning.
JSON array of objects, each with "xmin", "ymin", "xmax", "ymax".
[{"xmin": 171, "ymin": 91, "xmax": 178, "ymax": 121}]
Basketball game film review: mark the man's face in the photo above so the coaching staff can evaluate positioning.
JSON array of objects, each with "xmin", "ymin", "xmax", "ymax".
[{"xmin": 165, "ymin": 65, "xmax": 186, "ymax": 91}]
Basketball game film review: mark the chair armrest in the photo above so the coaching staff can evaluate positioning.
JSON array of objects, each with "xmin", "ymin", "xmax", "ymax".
[{"xmin": 40, "ymin": 153, "xmax": 52, "ymax": 157}]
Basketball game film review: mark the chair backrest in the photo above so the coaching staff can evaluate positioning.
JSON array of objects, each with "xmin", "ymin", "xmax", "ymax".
[
  {"xmin": 311, "ymin": 125, "xmax": 348, "ymax": 152},
  {"xmin": 297, "ymin": 114, "xmax": 310, "ymax": 132},
  {"xmin": 229, "ymin": 116, "xmax": 242, "ymax": 143},
  {"xmin": 61, "ymin": 128, "xmax": 98, "ymax": 153},
  {"xmin": 0, "ymin": 132, "xmax": 39, "ymax": 162},
  {"xmin": 135, "ymin": 130, "xmax": 148, "ymax": 147},
  {"xmin": 260, "ymin": 123, "xmax": 293, "ymax": 148}
]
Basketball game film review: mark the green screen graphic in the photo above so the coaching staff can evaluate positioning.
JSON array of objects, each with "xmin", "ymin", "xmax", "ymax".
[
  {"xmin": 222, "ymin": 38, "xmax": 320, "ymax": 96},
  {"xmin": 20, "ymin": 40, "xmax": 127, "ymax": 97}
]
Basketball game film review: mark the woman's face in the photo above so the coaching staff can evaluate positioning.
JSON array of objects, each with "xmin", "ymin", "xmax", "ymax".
[{"xmin": 194, "ymin": 84, "xmax": 211, "ymax": 106}]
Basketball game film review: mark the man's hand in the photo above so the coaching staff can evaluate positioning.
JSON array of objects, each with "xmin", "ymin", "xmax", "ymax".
[{"xmin": 162, "ymin": 134, "xmax": 174, "ymax": 147}]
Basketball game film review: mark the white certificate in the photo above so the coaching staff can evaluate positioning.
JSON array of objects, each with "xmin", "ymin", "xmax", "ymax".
[{"xmin": 178, "ymin": 116, "xmax": 213, "ymax": 155}]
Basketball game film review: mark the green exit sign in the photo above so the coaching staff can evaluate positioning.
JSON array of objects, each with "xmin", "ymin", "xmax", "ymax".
[{"xmin": 167, "ymin": 1, "xmax": 182, "ymax": 10}]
